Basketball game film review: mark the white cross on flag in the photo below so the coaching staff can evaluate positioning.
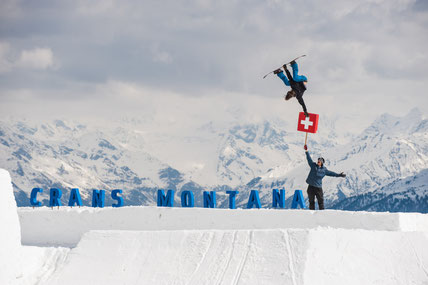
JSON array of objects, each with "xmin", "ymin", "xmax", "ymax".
[{"xmin": 297, "ymin": 112, "xmax": 319, "ymax": 133}]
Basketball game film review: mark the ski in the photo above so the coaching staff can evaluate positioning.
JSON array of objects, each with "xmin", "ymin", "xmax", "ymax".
[{"xmin": 262, "ymin": 55, "xmax": 306, "ymax": 79}]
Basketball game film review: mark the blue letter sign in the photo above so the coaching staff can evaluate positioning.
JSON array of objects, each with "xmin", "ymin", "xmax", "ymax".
[
  {"xmin": 181, "ymin": 191, "xmax": 195, "ymax": 207},
  {"xmin": 68, "ymin": 188, "xmax": 82, "ymax": 207},
  {"xmin": 247, "ymin": 190, "xmax": 261, "ymax": 209},
  {"xmin": 157, "ymin": 190, "xmax": 174, "ymax": 207},
  {"xmin": 111, "ymin": 189, "xmax": 124, "ymax": 208},
  {"xmin": 203, "ymin": 191, "xmax": 216, "ymax": 208},
  {"xmin": 226, "ymin": 191, "xmax": 239, "ymax": 209},
  {"xmin": 30, "ymin": 188, "xmax": 42, "ymax": 207},
  {"xmin": 291, "ymin": 190, "xmax": 306, "ymax": 209},
  {"xmin": 272, "ymin": 189, "xmax": 285, "ymax": 208},
  {"xmin": 92, "ymin": 190, "xmax": 106, "ymax": 208},
  {"xmin": 49, "ymin": 188, "xmax": 62, "ymax": 207}
]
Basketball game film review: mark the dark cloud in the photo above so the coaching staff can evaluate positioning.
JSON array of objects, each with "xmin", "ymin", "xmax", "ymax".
[{"xmin": 413, "ymin": 0, "xmax": 428, "ymax": 11}]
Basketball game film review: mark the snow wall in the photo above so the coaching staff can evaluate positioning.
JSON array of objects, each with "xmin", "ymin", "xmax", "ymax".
[
  {"xmin": 0, "ymin": 169, "xmax": 22, "ymax": 283},
  {"xmin": 19, "ymin": 206, "xmax": 428, "ymax": 247},
  {"xmin": 19, "ymin": 205, "xmax": 428, "ymax": 284},
  {"xmin": 1, "ymin": 166, "xmax": 427, "ymax": 284}
]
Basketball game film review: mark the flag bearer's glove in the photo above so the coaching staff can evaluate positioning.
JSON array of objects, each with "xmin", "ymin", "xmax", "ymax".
[
  {"xmin": 339, "ymin": 172, "xmax": 346, "ymax": 178},
  {"xmin": 304, "ymin": 145, "xmax": 308, "ymax": 151}
]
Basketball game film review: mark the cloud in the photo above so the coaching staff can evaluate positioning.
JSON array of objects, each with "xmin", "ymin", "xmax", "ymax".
[
  {"xmin": 0, "ymin": 43, "xmax": 55, "ymax": 73},
  {"xmin": 1, "ymin": 79, "xmax": 426, "ymax": 138},
  {"xmin": 151, "ymin": 45, "xmax": 173, "ymax": 64},
  {"xmin": 17, "ymin": 47, "xmax": 54, "ymax": 70},
  {"xmin": 0, "ymin": 42, "xmax": 12, "ymax": 72},
  {"xmin": 0, "ymin": 0, "xmax": 426, "ymax": 129}
]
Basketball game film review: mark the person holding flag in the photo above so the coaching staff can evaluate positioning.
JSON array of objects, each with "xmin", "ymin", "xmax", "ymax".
[
  {"xmin": 304, "ymin": 144, "xmax": 346, "ymax": 210},
  {"xmin": 274, "ymin": 61, "xmax": 309, "ymax": 117}
]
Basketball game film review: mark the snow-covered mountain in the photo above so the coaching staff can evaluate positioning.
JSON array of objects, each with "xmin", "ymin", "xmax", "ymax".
[
  {"xmin": 0, "ymin": 114, "xmax": 343, "ymax": 206},
  {"xmin": 237, "ymin": 108, "xmax": 428, "ymax": 210},
  {"xmin": 331, "ymin": 169, "xmax": 428, "ymax": 212},
  {"xmin": 0, "ymin": 109, "xmax": 427, "ymax": 211},
  {"xmin": 214, "ymin": 118, "xmax": 343, "ymax": 186},
  {"xmin": 0, "ymin": 119, "xmax": 197, "ymax": 206}
]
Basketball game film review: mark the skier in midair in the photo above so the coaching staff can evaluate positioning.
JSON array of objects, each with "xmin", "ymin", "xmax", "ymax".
[
  {"xmin": 304, "ymin": 144, "xmax": 346, "ymax": 210},
  {"xmin": 274, "ymin": 61, "xmax": 309, "ymax": 117}
]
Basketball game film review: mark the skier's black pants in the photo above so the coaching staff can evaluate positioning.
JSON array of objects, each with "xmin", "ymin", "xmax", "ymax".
[{"xmin": 307, "ymin": 185, "xmax": 324, "ymax": 210}]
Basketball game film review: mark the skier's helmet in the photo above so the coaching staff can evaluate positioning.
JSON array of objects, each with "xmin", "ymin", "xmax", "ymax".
[
  {"xmin": 285, "ymin": 90, "xmax": 296, "ymax": 100},
  {"xmin": 317, "ymin": 157, "xmax": 325, "ymax": 165}
]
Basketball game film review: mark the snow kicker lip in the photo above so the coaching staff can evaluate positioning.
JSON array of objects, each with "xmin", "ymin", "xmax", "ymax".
[{"xmin": 18, "ymin": 206, "xmax": 428, "ymax": 247}]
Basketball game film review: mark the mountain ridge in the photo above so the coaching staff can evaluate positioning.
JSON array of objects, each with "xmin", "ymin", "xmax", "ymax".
[{"xmin": 0, "ymin": 109, "xmax": 426, "ymax": 211}]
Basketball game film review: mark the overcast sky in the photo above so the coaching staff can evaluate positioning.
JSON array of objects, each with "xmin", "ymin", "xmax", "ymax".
[{"xmin": 0, "ymin": 0, "xmax": 427, "ymax": 132}]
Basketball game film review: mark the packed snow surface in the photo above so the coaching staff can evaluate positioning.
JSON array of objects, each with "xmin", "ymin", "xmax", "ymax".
[
  {"xmin": 18, "ymin": 207, "xmax": 428, "ymax": 284},
  {"xmin": 0, "ymin": 169, "xmax": 69, "ymax": 285},
  {"xmin": 0, "ymin": 169, "xmax": 22, "ymax": 282},
  {"xmin": 1, "ymin": 169, "xmax": 428, "ymax": 284},
  {"xmin": 46, "ymin": 229, "xmax": 428, "ymax": 285},
  {"xmin": 19, "ymin": 206, "xmax": 428, "ymax": 247}
]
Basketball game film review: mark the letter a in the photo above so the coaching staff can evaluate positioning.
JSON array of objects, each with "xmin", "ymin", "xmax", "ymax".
[
  {"xmin": 291, "ymin": 190, "xmax": 306, "ymax": 209},
  {"xmin": 247, "ymin": 190, "xmax": 261, "ymax": 209}
]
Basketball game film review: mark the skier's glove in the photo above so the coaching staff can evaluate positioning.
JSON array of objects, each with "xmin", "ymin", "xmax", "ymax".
[
  {"xmin": 304, "ymin": 145, "xmax": 308, "ymax": 151},
  {"xmin": 273, "ymin": 69, "xmax": 282, "ymax": 75},
  {"xmin": 339, "ymin": 172, "xmax": 346, "ymax": 178},
  {"xmin": 290, "ymin": 60, "xmax": 296, "ymax": 65}
]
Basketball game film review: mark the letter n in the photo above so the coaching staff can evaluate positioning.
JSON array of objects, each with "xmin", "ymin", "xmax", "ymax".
[
  {"xmin": 272, "ymin": 189, "xmax": 285, "ymax": 208},
  {"xmin": 203, "ymin": 191, "xmax": 216, "ymax": 208},
  {"xmin": 92, "ymin": 190, "xmax": 105, "ymax": 208}
]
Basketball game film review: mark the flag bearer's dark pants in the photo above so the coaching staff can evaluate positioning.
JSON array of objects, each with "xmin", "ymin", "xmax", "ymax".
[{"xmin": 307, "ymin": 185, "xmax": 324, "ymax": 210}]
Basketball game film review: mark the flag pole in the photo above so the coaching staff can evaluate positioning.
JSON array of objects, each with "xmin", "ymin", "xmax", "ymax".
[{"xmin": 305, "ymin": 132, "xmax": 308, "ymax": 145}]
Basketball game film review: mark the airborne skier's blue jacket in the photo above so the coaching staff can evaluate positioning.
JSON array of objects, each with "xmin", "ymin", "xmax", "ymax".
[{"xmin": 305, "ymin": 152, "xmax": 340, "ymax": 188}]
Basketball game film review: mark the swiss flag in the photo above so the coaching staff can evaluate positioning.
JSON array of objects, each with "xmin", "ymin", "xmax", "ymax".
[{"xmin": 297, "ymin": 112, "xmax": 319, "ymax": 133}]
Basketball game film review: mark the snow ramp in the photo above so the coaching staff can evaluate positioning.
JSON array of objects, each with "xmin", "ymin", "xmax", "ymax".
[
  {"xmin": 46, "ymin": 229, "xmax": 428, "ymax": 285},
  {"xmin": 0, "ymin": 169, "xmax": 23, "ymax": 283},
  {"xmin": 19, "ymin": 206, "xmax": 428, "ymax": 247}
]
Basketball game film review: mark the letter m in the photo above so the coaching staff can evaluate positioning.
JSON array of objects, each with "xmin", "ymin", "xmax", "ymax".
[{"xmin": 157, "ymin": 189, "xmax": 174, "ymax": 207}]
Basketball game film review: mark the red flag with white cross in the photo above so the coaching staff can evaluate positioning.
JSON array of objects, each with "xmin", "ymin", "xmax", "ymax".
[{"xmin": 297, "ymin": 112, "xmax": 319, "ymax": 134}]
